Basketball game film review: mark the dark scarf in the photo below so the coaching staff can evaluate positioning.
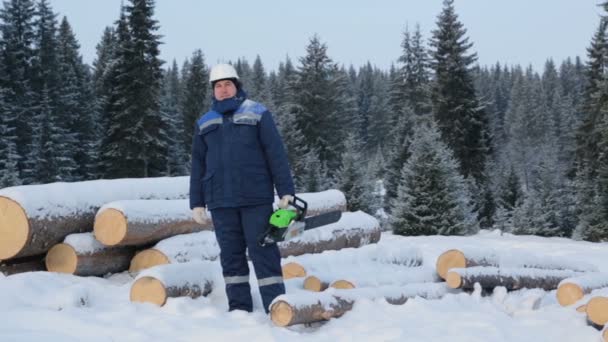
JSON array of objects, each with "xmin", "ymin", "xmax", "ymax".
[{"xmin": 212, "ymin": 88, "xmax": 247, "ymax": 114}]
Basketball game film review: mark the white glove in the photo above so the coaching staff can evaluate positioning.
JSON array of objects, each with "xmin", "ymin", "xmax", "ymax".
[
  {"xmin": 192, "ymin": 207, "xmax": 208, "ymax": 224},
  {"xmin": 278, "ymin": 195, "xmax": 294, "ymax": 209}
]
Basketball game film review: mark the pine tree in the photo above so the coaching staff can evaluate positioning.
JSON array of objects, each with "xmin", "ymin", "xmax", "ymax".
[
  {"xmin": 1, "ymin": 0, "xmax": 37, "ymax": 181},
  {"xmin": 0, "ymin": 88, "xmax": 21, "ymax": 187},
  {"xmin": 161, "ymin": 60, "xmax": 185, "ymax": 175},
  {"xmin": 250, "ymin": 55, "xmax": 272, "ymax": 105},
  {"xmin": 398, "ymin": 24, "xmax": 432, "ymax": 116},
  {"xmin": 181, "ymin": 49, "xmax": 208, "ymax": 159},
  {"xmin": 333, "ymin": 133, "xmax": 373, "ymax": 212},
  {"xmin": 430, "ymin": 0, "xmax": 489, "ymax": 183},
  {"xmin": 391, "ymin": 120, "xmax": 477, "ymax": 236}
]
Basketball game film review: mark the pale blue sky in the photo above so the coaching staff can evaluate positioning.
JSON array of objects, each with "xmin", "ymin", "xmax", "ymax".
[{"xmin": 47, "ymin": 0, "xmax": 601, "ymax": 72}]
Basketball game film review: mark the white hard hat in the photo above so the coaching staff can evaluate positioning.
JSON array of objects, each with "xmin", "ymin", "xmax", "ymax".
[{"xmin": 209, "ymin": 63, "xmax": 239, "ymax": 84}]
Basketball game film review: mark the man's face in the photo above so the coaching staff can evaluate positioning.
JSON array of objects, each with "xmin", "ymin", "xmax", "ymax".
[{"xmin": 214, "ymin": 79, "xmax": 237, "ymax": 100}]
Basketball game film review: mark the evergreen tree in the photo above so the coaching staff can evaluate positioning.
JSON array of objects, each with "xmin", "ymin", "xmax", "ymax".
[
  {"xmin": 333, "ymin": 133, "xmax": 373, "ymax": 212},
  {"xmin": 391, "ymin": 120, "xmax": 477, "ymax": 236},
  {"xmin": 0, "ymin": 88, "xmax": 20, "ymax": 187},
  {"xmin": 398, "ymin": 24, "xmax": 432, "ymax": 116},
  {"xmin": 430, "ymin": 0, "xmax": 489, "ymax": 183},
  {"xmin": 1, "ymin": 0, "xmax": 37, "ymax": 181},
  {"xmin": 161, "ymin": 60, "xmax": 185, "ymax": 175},
  {"xmin": 181, "ymin": 49, "xmax": 208, "ymax": 159}
]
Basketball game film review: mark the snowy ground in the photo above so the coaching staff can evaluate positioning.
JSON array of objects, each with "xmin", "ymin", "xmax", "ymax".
[{"xmin": 1, "ymin": 230, "xmax": 607, "ymax": 342}]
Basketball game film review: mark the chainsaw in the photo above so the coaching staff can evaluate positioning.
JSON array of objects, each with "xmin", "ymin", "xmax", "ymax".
[{"xmin": 257, "ymin": 195, "xmax": 342, "ymax": 247}]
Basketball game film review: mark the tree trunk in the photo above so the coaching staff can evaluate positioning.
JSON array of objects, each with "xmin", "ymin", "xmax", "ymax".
[
  {"xmin": 586, "ymin": 296, "xmax": 608, "ymax": 330},
  {"xmin": 130, "ymin": 261, "xmax": 220, "ymax": 306},
  {"xmin": 436, "ymin": 248, "xmax": 595, "ymax": 280},
  {"xmin": 0, "ymin": 177, "xmax": 189, "ymax": 259},
  {"xmin": 557, "ymin": 274, "xmax": 608, "ymax": 306},
  {"xmin": 0, "ymin": 255, "xmax": 45, "ymax": 275},
  {"xmin": 270, "ymin": 283, "xmax": 451, "ymax": 326},
  {"xmin": 45, "ymin": 233, "xmax": 135, "ymax": 276},
  {"xmin": 446, "ymin": 266, "xmax": 582, "ymax": 291}
]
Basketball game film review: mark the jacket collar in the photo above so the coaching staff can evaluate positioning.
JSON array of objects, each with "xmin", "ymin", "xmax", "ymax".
[{"xmin": 212, "ymin": 88, "xmax": 247, "ymax": 114}]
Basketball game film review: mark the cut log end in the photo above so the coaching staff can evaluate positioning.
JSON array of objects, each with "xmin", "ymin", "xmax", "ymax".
[
  {"xmin": 603, "ymin": 327, "xmax": 608, "ymax": 342},
  {"xmin": 270, "ymin": 300, "xmax": 294, "ymax": 327},
  {"xmin": 45, "ymin": 243, "xmax": 77, "ymax": 274},
  {"xmin": 282, "ymin": 262, "xmax": 306, "ymax": 279},
  {"xmin": 94, "ymin": 208, "xmax": 127, "ymax": 246},
  {"xmin": 129, "ymin": 249, "xmax": 170, "ymax": 272},
  {"xmin": 446, "ymin": 271, "xmax": 463, "ymax": 289},
  {"xmin": 330, "ymin": 280, "xmax": 355, "ymax": 290},
  {"xmin": 557, "ymin": 282, "xmax": 584, "ymax": 306},
  {"xmin": 587, "ymin": 296, "xmax": 608, "ymax": 327},
  {"xmin": 0, "ymin": 197, "xmax": 29, "ymax": 260},
  {"xmin": 303, "ymin": 275, "xmax": 325, "ymax": 292},
  {"xmin": 576, "ymin": 304, "xmax": 587, "ymax": 313},
  {"xmin": 130, "ymin": 276, "xmax": 167, "ymax": 306},
  {"xmin": 436, "ymin": 249, "xmax": 466, "ymax": 280}
]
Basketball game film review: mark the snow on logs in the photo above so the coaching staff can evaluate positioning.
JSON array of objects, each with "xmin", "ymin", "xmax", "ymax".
[
  {"xmin": 130, "ymin": 261, "xmax": 220, "ymax": 306},
  {"xmin": 277, "ymin": 210, "xmax": 380, "ymax": 257},
  {"xmin": 0, "ymin": 177, "xmax": 188, "ymax": 259},
  {"xmin": 270, "ymin": 283, "xmax": 451, "ymax": 326},
  {"xmin": 94, "ymin": 199, "xmax": 204, "ymax": 247},
  {"xmin": 96, "ymin": 189, "xmax": 347, "ymax": 248},
  {"xmin": 45, "ymin": 233, "xmax": 135, "ymax": 276},
  {"xmin": 557, "ymin": 274, "xmax": 608, "ymax": 307},
  {"xmin": 129, "ymin": 211, "xmax": 379, "ymax": 272},
  {"xmin": 446, "ymin": 266, "xmax": 582, "ymax": 291},
  {"xmin": 435, "ymin": 248, "xmax": 597, "ymax": 280}
]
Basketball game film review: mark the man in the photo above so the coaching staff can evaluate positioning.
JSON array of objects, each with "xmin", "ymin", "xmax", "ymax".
[{"xmin": 189, "ymin": 63, "xmax": 295, "ymax": 314}]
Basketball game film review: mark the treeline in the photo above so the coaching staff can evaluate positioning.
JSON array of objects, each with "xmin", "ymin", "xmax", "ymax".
[{"xmin": 0, "ymin": 0, "xmax": 605, "ymax": 241}]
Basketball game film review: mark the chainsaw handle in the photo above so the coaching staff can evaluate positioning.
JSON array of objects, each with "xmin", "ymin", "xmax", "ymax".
[{"xmin": 289, "ymin": 195, "xmax": 307, "ymax": 220}]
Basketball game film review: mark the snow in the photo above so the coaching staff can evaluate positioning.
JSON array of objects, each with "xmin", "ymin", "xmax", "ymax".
[
  {"xmin": 0, "ymin": 176, "xmax": 189, "ymax": 219},
  {"xmin": 64, "ymin": 233, "xmax": 106, "ymax": 254},
  {"xmin": 2, "ymin": 205, "xmax": 608, "ymax": 340}
]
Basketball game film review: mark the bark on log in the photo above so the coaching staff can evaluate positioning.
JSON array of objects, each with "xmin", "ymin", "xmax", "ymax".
[
  {"xmin": 45, "ymin": 233, "xmax": 135, "ymax": 276},
  {"xmin": 129, "ymin": 211, "xmax": 375, "ymax": 272},
  {"xmin": 0, "ymin": 255, "xmax": 46, "ymax": 275},
  {"xmin": 557, "ymin": 274, "xmax": 608, "ymax": 306},
  {"xmin": 0, "ymin": 177, "xmax": 189, "ymax": 259},
  {"xmin": 446, "ymin": 266, "xmax": 582, "ymax": 291},
  {"xmin": 270, "ymin": 283, "xmax": 451, "ymax": 326},
  {"xmin": 436, "ymin": 248, "xmax": 595, "ymax": 280},
  {"xmin": 282, "ymin": 262, "xmax": 306, "ymax": 279},
  {"xmin": 278, "ymin": 211, "xmax": 380, "ymax": 258},
  {"xmin": 94, "ymin": 202, "xmax": 205, "ymax": 246},
  {"xmin": 97, "ymin": 190, "xmax": 347, "ymax": 247},
  {"xmin": 130, "ymin": 261, "xmax": 220, "ymax": 306},
  {"xmin": 587, "ymin": 296, "xmax": 608, "ymax": 329}
]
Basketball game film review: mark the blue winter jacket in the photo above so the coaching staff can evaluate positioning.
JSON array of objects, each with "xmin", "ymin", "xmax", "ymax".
[{"xmin": 189, "ymin": 90, "xmax": 295, "ymax": 210}]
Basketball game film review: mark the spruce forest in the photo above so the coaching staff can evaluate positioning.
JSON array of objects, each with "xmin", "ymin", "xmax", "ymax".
[{"xmin": 0, "ymin": 0, "xmax": 605, "ymax": 242}]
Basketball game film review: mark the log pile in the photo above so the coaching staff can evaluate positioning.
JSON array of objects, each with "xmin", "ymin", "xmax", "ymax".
[
  {"xmin": 0, "ymin": 256, "xmax": 46, "ymax": 275},
  {"xmin": 129, "ymin": 211, "xmax": 379, "ymax": 273},
  {"xmin": 0, "ymin": 177, "xmax": 188, "ymax": 260},
  {"xmin": 586, "ymin": 296, "xmax": 608, "ymax": 330}
]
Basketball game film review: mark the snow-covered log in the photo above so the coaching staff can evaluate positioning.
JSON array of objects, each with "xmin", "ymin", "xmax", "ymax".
[
  {"xmin": 130, "ymin": 261, "xmax": 221, "ymax": 306},
  {"xmin": 45, "ymin": 233, "xmax": 135, "ymax": 276},
  {"xmin": 557, "ymin": 274, "xmax": 608, "ymax": 306},
  {"xmin": 278, "ymin": 211, "xmax": 381, "ymax": 257},
  {"xmin": 270, "ymin": 283, "xmax": 450, "ymax": 326},
  {"xmin": 96, "ymin": 189, "xmax": 347, "ymax": 247},
  {"xmin": 0, "ymin": 255, "xmax": 45, "ymax": 275},
  {"xmin": 282, "ymin": 262, "xmax": 306, "ymax": 279},
  {"xmin": 94, "ymin": 200, "xmax": 204, "ymax": 246},
  {"xmin": 446, "ymin": 266, "xmax": 582, "ymax": 291},
  {"xmin": 435, "ymin": 248, "xmax": 596, "ymax": 280},
  {"xmin": 586, "ymin": 296, "xmax": 608, "ymax": 330},
  {"xmin": 129, "ymin": 211, "xmax": 376, "ymax": 272},
  {"xmin": 303, "ymin": 275, "xmax": 330, "ymax": 292},
  {"xmin": 0, "ymin": 177, "xmax": 188, "ymax": 259}
]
